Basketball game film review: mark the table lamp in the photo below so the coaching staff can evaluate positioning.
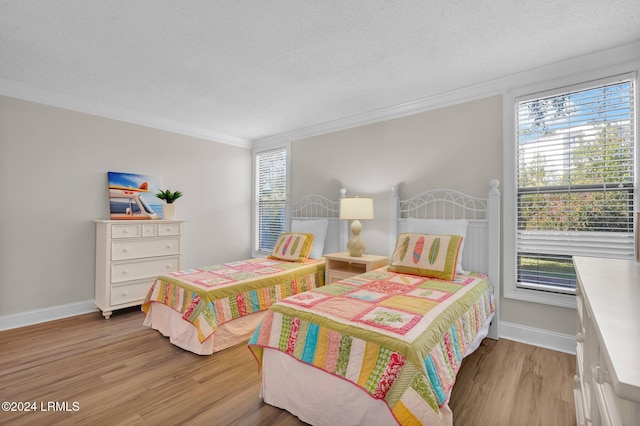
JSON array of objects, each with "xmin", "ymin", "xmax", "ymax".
[{"xmin": 340, "ymin": 197, "xmax": 374, "ymax": 257}]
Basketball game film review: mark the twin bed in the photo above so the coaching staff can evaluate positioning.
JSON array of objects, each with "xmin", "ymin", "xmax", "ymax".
[
  {"xmin": 250, "ymin": 181, "xmax": 500, "ymax": 426},
  {"xmin": 142, "ymin": 181, "xmax": 501, "ymax": 425},
  {"xmin": 141, "ymin": 190, "xmax": 346, "ymax": 354}
]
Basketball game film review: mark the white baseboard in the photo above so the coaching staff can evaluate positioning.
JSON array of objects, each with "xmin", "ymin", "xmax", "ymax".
[
  {"xmin": 499, "ymin": 321, "xmax": 576, "ymax": 355},
  {"xmin": 0, "ymin": 300, "xmax": 96, "ymax": 331}
]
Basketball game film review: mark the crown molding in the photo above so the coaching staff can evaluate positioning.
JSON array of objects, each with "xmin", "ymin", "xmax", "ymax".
[
  {"xmin": 3, "ymin": 40, "xmax": 638, "ymax": 151},
  {"xmin": 254, "ymin": 40, "xmax": 640, "ymax": 148},
  {"xmin": 0, "ymin": 79, "xmax": 252, "ymax": 149},
  {"xmin": 253, "ymin": 84, "xmax": 501, "ymax": 147}
]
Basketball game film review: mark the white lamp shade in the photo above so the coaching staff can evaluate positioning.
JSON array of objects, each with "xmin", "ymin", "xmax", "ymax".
[{"xmin": 340, "ymin": 197, "xmax": 374, "ymax": 220}]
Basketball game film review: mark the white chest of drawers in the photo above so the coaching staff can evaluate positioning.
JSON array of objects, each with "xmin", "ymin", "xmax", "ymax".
[
  {"xmin": 573, "ymin": 256, "xmax": 640, "ymax": 426},
  {"xmin": 94, "ymin": 220, "xmax": 185, "ymax": 318}
]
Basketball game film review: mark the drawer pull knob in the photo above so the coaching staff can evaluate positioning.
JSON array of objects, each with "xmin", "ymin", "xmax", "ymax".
[
  {"xmin": 166, "ymin": 245, "xmax": 172, "ymax": 249},
  {"xmin": 123, "ymin": 248, "xmax": 129, "ymax": 253},
  {"xmin": 576, "ymin": 332, "xmax": 584, "ymax": 343},
  {"xmin": 124, "ymin": 229, "xmax": 129, "ymax": 234},
  {"xmin": 122, "ymin": 270, "xmax": 128, "ymax": 275},
  {"xmin": 122, "ymin": 291, "xmax": 129, "ymax": 296},
  {"xmin": 165, "ymin": 264, "xmax": 172, "ymax": 269}
]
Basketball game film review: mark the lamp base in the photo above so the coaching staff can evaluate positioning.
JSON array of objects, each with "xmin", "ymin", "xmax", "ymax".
[
  {"xmin": 347, "ymin": 236, "xmax": 365, "ymax": 257},
  {"xmin": 347, "ymin": 219, "xmax": 365, "ymax": 257}
]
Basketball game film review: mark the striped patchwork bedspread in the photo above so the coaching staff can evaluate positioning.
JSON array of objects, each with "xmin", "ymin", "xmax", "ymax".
[
  {"xmin": 142, "ymin": 258, "xmax": 325, "ymax": 343},
  {"xmin": 248, "ymin": 267, "xmax": 494, "ymax": 425}
]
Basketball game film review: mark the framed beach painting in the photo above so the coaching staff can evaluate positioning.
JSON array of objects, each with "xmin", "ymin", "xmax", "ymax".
[{"xmin": 107, "ymin": 171, "xmax": 164, "ymax": 220}]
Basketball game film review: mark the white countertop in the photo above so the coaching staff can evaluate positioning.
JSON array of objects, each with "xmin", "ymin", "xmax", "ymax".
[{"xmin": 573, "ymin": 256, "xmax": 640, "ymax": 402}]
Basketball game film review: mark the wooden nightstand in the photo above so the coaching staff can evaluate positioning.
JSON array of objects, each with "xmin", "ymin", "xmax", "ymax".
[{"xmin": 324, "ymin": 252, "xmax": 389, "ymax": 284}]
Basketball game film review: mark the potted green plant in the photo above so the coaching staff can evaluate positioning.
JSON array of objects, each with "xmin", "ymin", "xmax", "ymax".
[{"xmin": 155, "ymin": 189, "xmax": 183, "ymax": 220}]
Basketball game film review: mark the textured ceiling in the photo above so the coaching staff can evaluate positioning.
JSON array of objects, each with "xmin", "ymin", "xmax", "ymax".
[{"xmin": 1, "ymin": 1, "xmax": 639, "ymax": 146}]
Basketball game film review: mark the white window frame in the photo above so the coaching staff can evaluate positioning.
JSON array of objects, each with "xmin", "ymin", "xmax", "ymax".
[
  {"xmin": 252, "ymin": 142, "xmax": 291, "ymax": 258},
  {"xmin": 504, "ymin": 67, "xmax": 639, "ymax": 308}
]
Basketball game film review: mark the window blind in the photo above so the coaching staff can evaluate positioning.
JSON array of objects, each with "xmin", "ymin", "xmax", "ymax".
[
  {"xmin": 256, "ymin": 147, "xmax": 287, "ymax": 253},
  {"xmin": 516, "ymin": 77, "xmax": 635, "ymax": 294}
]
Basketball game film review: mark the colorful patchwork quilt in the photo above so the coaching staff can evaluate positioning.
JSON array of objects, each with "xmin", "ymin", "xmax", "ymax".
[
  {"xmin": 248, "ymin": 268, "xmax": 494, "ymax": 425},
  {"xmin": 142, "ymin": 258, "xmax": 325, "ymax": 343}
]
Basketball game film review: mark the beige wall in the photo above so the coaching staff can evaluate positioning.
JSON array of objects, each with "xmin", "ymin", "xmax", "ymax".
[
  {"xmin": 291, "ymin": 95, "xmax": 576, "ymax": 336},
  {"xmin": 0, "ymin": 93, "xmax": 577, "ymax": 336},
  {"xmin": 0, "ymin": 96, "xmax": 252, "ymax": 317}
]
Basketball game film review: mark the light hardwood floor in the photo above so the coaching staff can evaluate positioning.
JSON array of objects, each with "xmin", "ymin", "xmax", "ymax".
[{"xmin": 0, "ymin": 308, "xmax": 576, "ymax": 425}]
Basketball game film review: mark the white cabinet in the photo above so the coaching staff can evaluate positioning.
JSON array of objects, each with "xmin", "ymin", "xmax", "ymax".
[
  {"xmin": 573, "ymin": 256, "xmax": 640, "ymax": 426},
  {"xmin": 95, "ymin": 220, "xmax": 185, "ymax": 318}
]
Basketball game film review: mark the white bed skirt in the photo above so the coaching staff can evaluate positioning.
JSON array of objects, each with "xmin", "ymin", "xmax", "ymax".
[
  {"xmin": 261, "ymin": 312, "xmax": 494, "ymax": 425},
  {"xmin": 143, "ymin": 303, "xmax": 265, "ymax": 355}
]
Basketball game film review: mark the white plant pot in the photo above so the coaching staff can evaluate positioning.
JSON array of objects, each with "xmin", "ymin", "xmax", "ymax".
[{"xmin": 162, "ymin": 203, "xmax": 176, "ymax": 220}]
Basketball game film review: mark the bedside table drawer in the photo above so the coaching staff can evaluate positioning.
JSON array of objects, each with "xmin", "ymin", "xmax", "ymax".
[
  {"xmin": 111, "ymin": 257, "xmax": 179, "ymax": 283},
  {"xmin": 111, "ymin": 237, "xmax": 181, "ymax": 261},
  {"xmin": 110, "ymin": 280, "xmax": 154, "ymax": 306},
  {"xmin": 327, "ymin": 270, "xmax": 358, "ymax": 284}
]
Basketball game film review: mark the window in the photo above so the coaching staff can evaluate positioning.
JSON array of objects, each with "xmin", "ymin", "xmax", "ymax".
[
  {"xmin": 513, "ymin": 76, "xmax": 635, "ymax": 297},
  {"xmin": 255, "ymin": 147, "xmax": 288, "ymax": 254}
]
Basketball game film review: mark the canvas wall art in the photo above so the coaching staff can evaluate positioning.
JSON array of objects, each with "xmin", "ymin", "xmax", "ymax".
[{"xmin": 108, "ymin": 171, "xmax": 164, "ymax": 220}]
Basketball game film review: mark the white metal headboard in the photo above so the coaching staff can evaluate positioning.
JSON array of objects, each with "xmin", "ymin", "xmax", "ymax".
[
  {"xmin": 390, "ymin": 180, "xmax": 501, "ymax": 340},
  {"xmin": 290, "ymin": 191, "xmax": 342, "ymax": 218},
  {"xmin": 396, "ymin": 189, "xmax": 490, "ymax": 220},
  {"xmin": 288, "ymin": 188, "xmax": 348, "ymax": 256}
]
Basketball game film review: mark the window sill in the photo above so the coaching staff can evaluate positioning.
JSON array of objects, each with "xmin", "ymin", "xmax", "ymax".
[{"xmin": 504, "ymin": 284, "xmax": 576, "ymax": 309}]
